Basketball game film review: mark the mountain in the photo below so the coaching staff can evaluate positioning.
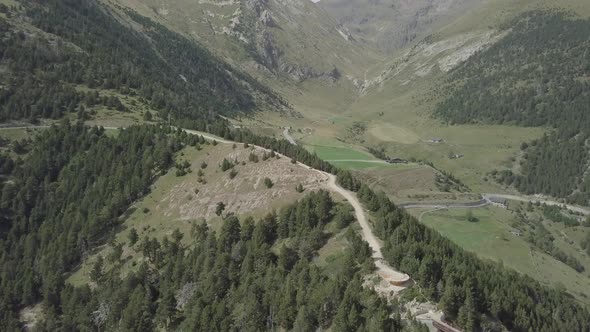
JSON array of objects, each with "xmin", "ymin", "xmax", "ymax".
[
  {"xmin": 3, "ymin": 0, "xmax": 590, "ymax": 331},
  {"xmin": 434, "ymin": 10, "xmax": 590, "ymax": 204},
  {"xmin": 318, "ymin": 0, "xmax": 485, "ymax": 53},
  {"xmin": 109, "ymin": 0, "xmax": 383, "ymax": 81}
]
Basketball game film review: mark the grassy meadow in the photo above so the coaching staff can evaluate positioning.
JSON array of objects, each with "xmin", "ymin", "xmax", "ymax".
[{"xmin": 414, "ymin": 206, "xmax": 590, "ymax": 305}]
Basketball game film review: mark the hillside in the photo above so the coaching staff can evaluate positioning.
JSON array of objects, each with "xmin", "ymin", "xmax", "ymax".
[
  {"xmin": 0, "ymin": 0, "xmax": 284, "ymax": 125},
  {"xmin": 3, "ymin": 0, "xmax": 590, "ymax": 331},
  {"xmin": 108, "ymin": 0, "xmax": 383, "ymax": 82},
  {"xmin": 0, "ymin": 124, "xmax": 404, "ymax": 331},
  {"xmin": 318, "ymin": 0, "xmax": 485, "ymax": 53},
  {"xmin": 434, "ymin": 10, "xmax": 590, "ymax": 204}
]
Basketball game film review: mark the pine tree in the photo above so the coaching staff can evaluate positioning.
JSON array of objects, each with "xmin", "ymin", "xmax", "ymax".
[
  {"xmin": 90, "ymin": 256, "xmax": 104, "ymax": 282},
  {"xmin": 215, "ymin": 202, "xmax": 226, "ymax": 216},
  {"xmin": 296, "ymin": 183, "xmax": 304, "ymax": 193}
]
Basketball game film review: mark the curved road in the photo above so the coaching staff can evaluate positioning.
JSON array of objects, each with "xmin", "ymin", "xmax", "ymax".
[
  {"xmin": 482, "ymin": 193, "xmax": 590, "ymax": 215},
  {"xmin": 185, "ymin": 127, "xmax": 411, "ymax": 286},
  {"xmin": 4, "ymin": 126, "xmax": 589, "ymax": 216},
  {"xmin": 400, "ymin": 199, "xmax": 489, "ymax": 210}
]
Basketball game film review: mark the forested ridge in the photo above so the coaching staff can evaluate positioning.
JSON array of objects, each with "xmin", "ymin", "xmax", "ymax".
[
  {"xmin": 53, "ymin": 192, "xmax": 420, "ymax": 331},
  {"xmin": 434, "ymin": 10, "xmax": 590, "ymax": 204},
  {"xmin": 0, "ymin": 125, "xmax": 427, "ymax": 331},
  {"xmin": 0, "ymin": 0, "xmax": 283, "ymax": 122}
]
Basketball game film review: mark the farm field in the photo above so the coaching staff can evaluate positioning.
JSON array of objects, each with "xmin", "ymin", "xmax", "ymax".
[{"xmin": 414, "ymin": 206, "xmax": 590, "ymax": 304}]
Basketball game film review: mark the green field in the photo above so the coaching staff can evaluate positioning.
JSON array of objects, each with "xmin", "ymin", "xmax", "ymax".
[
  {"xmin": 0, "ymin": 127, "xmax": 44, "ymax": 141},
  {"xmin": 416, "ymin": 206, "xmax": 590, "ymax": 304},
  {"xmin": 307, "ymin": 145, "xmax": 377, "ymax": 161}
]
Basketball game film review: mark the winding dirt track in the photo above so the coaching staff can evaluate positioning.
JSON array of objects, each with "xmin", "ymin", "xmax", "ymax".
[
  {"xmin": 183, "ymin": 128, "xmax": 411, "ymax": 286},
  {"xmin": 324, "ymin": 173, "xmax": 384, "ymax": 259}
]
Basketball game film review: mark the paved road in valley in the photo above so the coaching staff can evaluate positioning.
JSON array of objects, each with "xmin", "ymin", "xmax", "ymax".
[
  {"xmin": 482, "ymin": 193, "xmax": 590, "ymax": 215},
  {"xmin": 399, "ymin": 199, "xmax": 489, "ymax": 210}
]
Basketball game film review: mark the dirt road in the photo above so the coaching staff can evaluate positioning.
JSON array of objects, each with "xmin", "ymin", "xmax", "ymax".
[
  {"xmin": 325, "ymin": 173, "xmax": 383, "ymax": 259},
  {"xmin": 181, "ymin": 128, "xmax": 411, "ymax": 287},
  {"xmin": 323, "ymin": 172, "xmax": 410, "ymax": 286},
  {"xmin": 282, "ymin": 127, "xmax": 297, "ymax": 145}
]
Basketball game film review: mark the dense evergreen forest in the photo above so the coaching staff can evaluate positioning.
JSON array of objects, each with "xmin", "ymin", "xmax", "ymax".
[
  {"xmin": 434, "ymin": 10, "xmax": 590, "ymax": 204},
  {"xmin": 0, "ymin": 0, "xmax": 283, "ymax": 123},
  {"xmin": 0, "ymin": 123, "xmax": 193, "ymax": 329},
  {"xmin": 53, "ymin": 192, "xmax": 420, "ymax": 331}
]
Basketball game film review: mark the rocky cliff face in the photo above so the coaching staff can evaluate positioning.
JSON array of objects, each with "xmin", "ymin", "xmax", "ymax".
[
  {"xmin": 318, "ymin": 0, "xmax": 485, "ymax": 53},
  {"xmin": 238, "ymin": 0, "xmax": 344, "ymax": 82},
  {"xmin": 111, "ymin": 0, "xmax": 381, "ymax": 84}
]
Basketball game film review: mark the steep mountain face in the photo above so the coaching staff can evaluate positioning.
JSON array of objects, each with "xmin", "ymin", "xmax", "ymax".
[
  {"xmin": 317, "ymin": 0, "xmax": 484, "ymax": 53},
  {"xmin": 110, "ymin": 0, "xmax": 382, "ymax": 82}
]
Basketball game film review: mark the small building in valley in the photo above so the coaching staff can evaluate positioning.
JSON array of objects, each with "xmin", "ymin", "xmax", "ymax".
[
  {"xmin": 386, "ymin": 157, "xmax": 409, "ymax": 164},
  {"xmin": 489, "ymin": 197, "xmax": 508, "ymax": 209}
]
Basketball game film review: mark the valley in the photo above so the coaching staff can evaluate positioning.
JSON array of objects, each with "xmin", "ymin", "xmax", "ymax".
[{"xmin": 1, "ymin": 0, "xmax": 590, "ymax": 331}]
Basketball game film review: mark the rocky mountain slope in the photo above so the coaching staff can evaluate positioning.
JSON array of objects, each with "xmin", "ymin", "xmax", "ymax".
[
  {"xmin": 108, "ymin": 0, "xmax": 383, "ymax": 82},
  {"xmin": 317, "ymin": 0, "xmax": 485, "ymax": 53}
]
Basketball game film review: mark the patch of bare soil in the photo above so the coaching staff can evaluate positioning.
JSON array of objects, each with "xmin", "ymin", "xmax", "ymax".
[
  {"xmin": 160, "ymin": 145, "xmax": 326, "ymax": 220},
  {"xmin": 19, "ymin": 303, "xmax": 44, "ymax": 331}
]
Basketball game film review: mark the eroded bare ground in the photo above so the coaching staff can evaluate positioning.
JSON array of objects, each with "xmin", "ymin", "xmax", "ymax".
[
  {"xmin": 19, "ymin": 303, "xmax": 44, "ymax": 331},
  {"xmin": 159, "ymin": 144, "xmax": 327, "ymax": 220}
]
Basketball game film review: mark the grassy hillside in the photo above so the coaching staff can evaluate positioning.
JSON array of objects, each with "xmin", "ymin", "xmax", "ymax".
[
  {"xmin": 318, "ymin": 0, "xmax": 485, "ymax": 53},
  {"xmin": 414, "ymin": 205, "xmax": 590, "ymax": 305},
  {"xmin": 109, "ymin": 0, "xmax": 383, "ymax": 81}
]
